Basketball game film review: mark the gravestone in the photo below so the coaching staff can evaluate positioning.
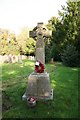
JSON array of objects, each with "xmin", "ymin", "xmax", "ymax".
[
  {"xmin": 22, "ymin": 23, "xmax": 53, "ymax": 100},
  {"xmin": 8, "ymin": 54, "xmax": 12, "ymax": 63},
  {"xmin": 18, "ymin": 55, "xmax": 22, "ymax": 64}
]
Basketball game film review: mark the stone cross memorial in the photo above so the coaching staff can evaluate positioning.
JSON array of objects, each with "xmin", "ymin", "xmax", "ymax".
[
  {"xmin": 29, "ymin": 22, "xmax": 52, "ymax": 64},
  {"xmin": 22, "ymin": 23, "xmax": 53, "ymax": 100}
]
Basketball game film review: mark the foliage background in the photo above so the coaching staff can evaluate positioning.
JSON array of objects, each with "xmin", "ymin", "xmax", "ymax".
[
  {"xmin": 46, "ymin": 1, "xmax": 80, "ymax": 66},
  {"xmin": 0, "ymin": 1, "xmax": 80, "ymax": 67}
]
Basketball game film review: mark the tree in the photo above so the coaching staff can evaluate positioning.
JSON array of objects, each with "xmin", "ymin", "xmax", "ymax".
[
  {"xmin": 59, "ymin": 1, "xmax": 80, "ymax": 66},
  {"xmin": 59, "ymin": 1, "xmax": 79, "ymax": 45},
  {"xmin": 0, "ymin": 27, "xmax": 36, "ymax": 56},
  {"xmin": 45, "ymin": 17, "xmax": 61, "ymax": 62},
  {"xmin": 0, "ymin": 28, "xmax": 18, "ymax": 55},
  {"xmin": 46, "ymin": 17, "xmax": 63, "ymax": 61},
  {"xmin": 61, "ymin": 44, "xmax": 79, "ymax": 67},
  {"xmin": 16, "ymin": 27, "xmax": 36, "ymax": 55},
  {"xmin": 46, "ymin": 1, "xmax": 80, "ymax": 66}
]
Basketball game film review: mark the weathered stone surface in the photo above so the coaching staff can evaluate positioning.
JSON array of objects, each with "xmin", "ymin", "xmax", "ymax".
[
  {"xmin": 36, "ymin": 37, "xmax": 44, "ymax": 48},
  {"xmin": 18, "ymin": 55, "xmax": 22, "ymax": 64},
  {"xmin": 26, "ymin": 72, "xmax": 51, "ymax": 99},
  {"xmin": 27, "ymin": 74, "xmax": 37, "ymax": 96},
  {"xmin": 35, "ymin": 48, "xmax": 45, "ymax": 64},
  {"xmin": 29, "ymin": 22, "xmax": 52, "ymax": 64}
]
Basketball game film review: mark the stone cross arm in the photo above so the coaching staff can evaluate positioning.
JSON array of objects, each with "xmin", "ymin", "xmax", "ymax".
[
  {"xmin": 29, "ymin": 23, "xmax": 52, "ymax": 39},
  {"xmin": 43, "ymin": 29, "xmax": 52, "ymax": 37},
  {"xmin": 29, "ymin": 31, "xmax": 37, "ymax": 39}
]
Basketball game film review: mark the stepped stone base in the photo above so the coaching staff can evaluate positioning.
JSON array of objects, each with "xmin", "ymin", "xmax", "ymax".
[{"xmin": 22, "ymin": 72, "xmax": 53, "ymax": 100}]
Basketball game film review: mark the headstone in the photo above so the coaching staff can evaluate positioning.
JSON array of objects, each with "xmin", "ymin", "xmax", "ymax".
[
  {"xmin": 18, "ymin": 55, "xmax": 22, "ymax": 64},
  {"xmin": 22, "ymin": 23, "xmax": 53, "ymax": 101},
  {"xmin": 8, "ymin": 54, "xmax": 12, "ymax": 63},
  {"xmin": 4, "ymin": 55, "xmax": 9, "ymax": 63}
]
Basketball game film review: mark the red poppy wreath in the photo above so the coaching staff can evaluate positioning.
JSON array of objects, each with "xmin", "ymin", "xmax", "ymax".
[{"xmin": 35, "ymin": 60, "xmax": 45, "ymax": 73}]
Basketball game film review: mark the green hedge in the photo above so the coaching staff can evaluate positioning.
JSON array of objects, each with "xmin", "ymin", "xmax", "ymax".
[{"xmin": 61, "ymin": 45, "xmax": 79, "ymax": 67}]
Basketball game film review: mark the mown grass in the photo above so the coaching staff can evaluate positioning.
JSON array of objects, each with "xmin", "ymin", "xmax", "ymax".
[{"xmin": 1, "ymin": 60, "xmax": 79, "ymax": 118}]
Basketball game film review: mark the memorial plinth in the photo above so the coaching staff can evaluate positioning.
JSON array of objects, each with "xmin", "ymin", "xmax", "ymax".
[{"xmin": 22, "ymin": 72, "xmax": 53, "ymax": 100}]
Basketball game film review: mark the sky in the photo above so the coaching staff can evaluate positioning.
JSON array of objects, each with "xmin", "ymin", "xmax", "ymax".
[{"xmin": 0, "ymin": 0, "xmax": 67, "ymax": 34}]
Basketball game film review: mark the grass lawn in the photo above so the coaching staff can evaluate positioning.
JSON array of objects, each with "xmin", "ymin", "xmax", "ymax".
[{"xmin": 1, "ymin": 60, "xmax": 79, "ymax": 118}]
